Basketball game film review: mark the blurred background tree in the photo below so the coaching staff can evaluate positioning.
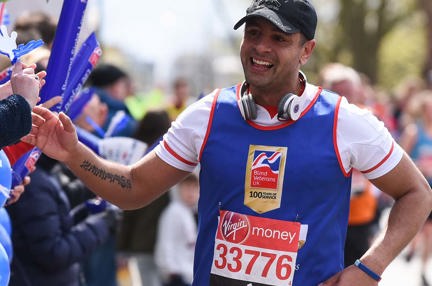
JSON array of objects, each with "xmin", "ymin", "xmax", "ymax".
[
  {"xmin": 7, "ymin": 0, "xmax": 431, "ymax": 94},
  {"xmin": 420, "ymin": 0, "xmax": 432, "ymax": 88},
  {"xmin": 311, "ymin": 0, "xmax": 431, "ymax": 90}
]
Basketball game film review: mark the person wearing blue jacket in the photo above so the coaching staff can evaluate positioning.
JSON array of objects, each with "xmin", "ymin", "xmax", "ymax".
[{"xmin": 86, "ymin": 63, "xmax": 137, "ymax": 138}]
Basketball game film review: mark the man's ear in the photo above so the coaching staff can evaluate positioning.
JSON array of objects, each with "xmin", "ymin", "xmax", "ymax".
[{"xmin": 300, "ymin": 39, "xmax": 316, "ymax": 65}]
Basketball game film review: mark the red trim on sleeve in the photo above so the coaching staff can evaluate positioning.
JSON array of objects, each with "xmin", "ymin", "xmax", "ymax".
[
  {"xmin": 333, "ymin": 96, "xmax": 351, "ymax": 177},
  {"xmin": 361, "ymin": 141, "xmax": 395, "ymax": 174},
  {"xmin": 198, "ymin": 89, "xmax": 222, "ymax": 161},
  {"xmin": 163, "ymin": 141, "xmax": 197, "ymax": 167}
]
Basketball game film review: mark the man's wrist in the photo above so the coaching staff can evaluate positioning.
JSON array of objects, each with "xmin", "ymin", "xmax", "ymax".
[{"xmin": 354, "ymin": 259, "xmax": 382, "ymax": 282}]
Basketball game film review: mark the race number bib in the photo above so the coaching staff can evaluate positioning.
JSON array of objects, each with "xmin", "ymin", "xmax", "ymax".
[{"xmin": 210, "ymin": 210, "xmax": 300, "ymax": 286}]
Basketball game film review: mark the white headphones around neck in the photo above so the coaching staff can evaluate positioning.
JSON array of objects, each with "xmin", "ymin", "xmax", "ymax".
[{"xmin": 238, "ymin": 73, "xmax": 306, "ymax": 121}]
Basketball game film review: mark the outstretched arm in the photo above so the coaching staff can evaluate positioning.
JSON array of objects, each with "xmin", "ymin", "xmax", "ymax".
[
  {"xmin": 320, "ymin": 153, "xmax": 432, "ymax": 285},
  {"xmin": 24, "ymin": 106, "xmax": 189, "ymax": 209}
]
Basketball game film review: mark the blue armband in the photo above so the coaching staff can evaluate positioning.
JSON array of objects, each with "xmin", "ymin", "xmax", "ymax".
[{"xmin": 354, "ymin": 259, "xmax": 381, "ymax": 282}]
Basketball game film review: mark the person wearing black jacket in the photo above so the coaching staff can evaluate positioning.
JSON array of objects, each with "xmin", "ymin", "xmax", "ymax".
[
  {"xmin": 0, "ymin": 62, "xmax": 43, "ymax": 149},
  {"xmin": 6, "ymin": 154, "xmax": 118, "ymax": 286}
]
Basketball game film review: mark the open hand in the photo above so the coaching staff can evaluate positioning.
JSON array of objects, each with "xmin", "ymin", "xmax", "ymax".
[
  {"xmin": 5, "ymin": 175, "xmax": 30, "ymax": 206},
  {"xmin": 21, "ymin": 106, "xmax": 79, "ymax": 162}
]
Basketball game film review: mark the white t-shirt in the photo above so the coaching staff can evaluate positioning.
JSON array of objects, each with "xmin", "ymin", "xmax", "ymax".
[
  {"xmin": 155, "ymin": 83, "xmax": 403, "ymax": 180},
  {"xmin": 155, "ymin": 199, "xmax": 197, "ymax": 284}
]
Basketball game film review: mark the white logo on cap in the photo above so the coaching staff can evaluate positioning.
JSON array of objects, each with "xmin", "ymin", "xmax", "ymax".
[{"xmin": 255, "ymin": 0, "xmax": 281, "ymax": 11}]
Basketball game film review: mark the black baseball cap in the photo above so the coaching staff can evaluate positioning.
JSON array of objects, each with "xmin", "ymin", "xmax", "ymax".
[
  {"xmin": 87, "ymin": 63, "xmax": 128, "ymax": 88},
  {"xmin": 233, "ymin": 0, "xmax": 317, "ymax": 40}
]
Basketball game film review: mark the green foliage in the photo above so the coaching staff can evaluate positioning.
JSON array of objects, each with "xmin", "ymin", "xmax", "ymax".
[
  {"xmin": 378, "ymin": 13, "xmax": 426, "ymax": 90},
  {"xmin": 311, "ymin": 0, "xmax": 427, "ymax": 91}
]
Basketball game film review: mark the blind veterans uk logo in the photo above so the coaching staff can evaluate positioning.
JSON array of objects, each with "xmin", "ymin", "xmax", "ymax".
[
  {"xmin": 244, "ymin": 145, "xmax": 287, "ymax": 213},
  {"xmin": 250, "ymin": 151, "xmax": 282, "ymax": 189}
]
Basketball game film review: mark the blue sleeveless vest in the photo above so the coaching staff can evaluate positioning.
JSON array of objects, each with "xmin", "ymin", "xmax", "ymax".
[{"xmin": 195, "ymin": 85, "xmax": 352, "ymax": 285}]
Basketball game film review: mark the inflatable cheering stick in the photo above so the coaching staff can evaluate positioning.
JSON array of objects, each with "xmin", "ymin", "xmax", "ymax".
[
  {"xmin": 0, "ymin": 151, "xmax": 11, "ymax": 207},
  {"xmin": 0, "ymin": 25, "xmax": 43, "ymax": 64}
]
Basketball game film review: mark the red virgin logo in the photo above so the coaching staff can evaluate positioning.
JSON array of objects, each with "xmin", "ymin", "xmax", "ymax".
[{"xmin": 220, "ymin": 211, "xmax": 250, "ymax": 244}]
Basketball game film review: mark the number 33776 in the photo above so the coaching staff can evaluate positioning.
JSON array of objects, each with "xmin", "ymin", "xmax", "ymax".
[{"xmin": 213, "ymin": 243, "xmax": 295, "ymax": 280}]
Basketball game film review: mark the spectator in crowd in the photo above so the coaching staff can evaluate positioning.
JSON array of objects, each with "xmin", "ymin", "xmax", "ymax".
[
  {"xmin": 392, "ymin": 77, "xmax": 426, "ymax": 136},
  {"xmin": 13, "ymin": 11, "xmax": 57, "ymax": 49},
  {"xmin": 68, "ymin": 90, "xmax": 118, "ymax": 286},
  {"xmin": 1, "ymin": 61, "xmax": 48, "ymax": 209},
  {"xmin": 72, "ymin": 92, "xmax": 108, "ymax": 136},
  {"xmin": 319, "ymin": 63, "xmax": 380, "ymax": 267},
  {"xmin": 0, "ymin": 62, "xmax": 44, "ymax": 148},
  {"xmin": 165, "ymin": 77, "xmax": 193, "ymax": 121},
  {"xmin": 86, "ymin": 63, "xmax": 137, "ymax": 137},
  {"xmin": 117, "ymin": 109, "xmax": 172, "ymax": 286},
  {"xmin": 399, "ymin": 89, "xmax": 432, "ymax": 286},
  {"xmin": 155, "ymin": 174, "xmax": 199, "ymax": 286},
  {"xmin": 6, "ymin": 153, "xmax": 118, "ymax": 286}
]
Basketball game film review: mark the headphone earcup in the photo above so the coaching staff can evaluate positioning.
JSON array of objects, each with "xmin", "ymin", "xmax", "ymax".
[
  {"xmin": 239, "ymin": 93, "xmax": 257, "ymax": 120},
  {"xmin": 288, "ymin": 95, "xmax": 302, "ymax": 121},
  {"xmin": 277, "ymin": 93, "xmax": 302, "ymax": 121}
]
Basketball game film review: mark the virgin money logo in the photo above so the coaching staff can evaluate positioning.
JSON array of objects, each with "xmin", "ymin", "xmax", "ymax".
[{"xmin": 220, "ymin": 211, "xmax": 250, "ymax": 244}]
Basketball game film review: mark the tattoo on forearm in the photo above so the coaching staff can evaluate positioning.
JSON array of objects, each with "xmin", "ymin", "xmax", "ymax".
[{"xmin": 80, "ymin": 160, "xmax": 132, "ymax": 190}]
